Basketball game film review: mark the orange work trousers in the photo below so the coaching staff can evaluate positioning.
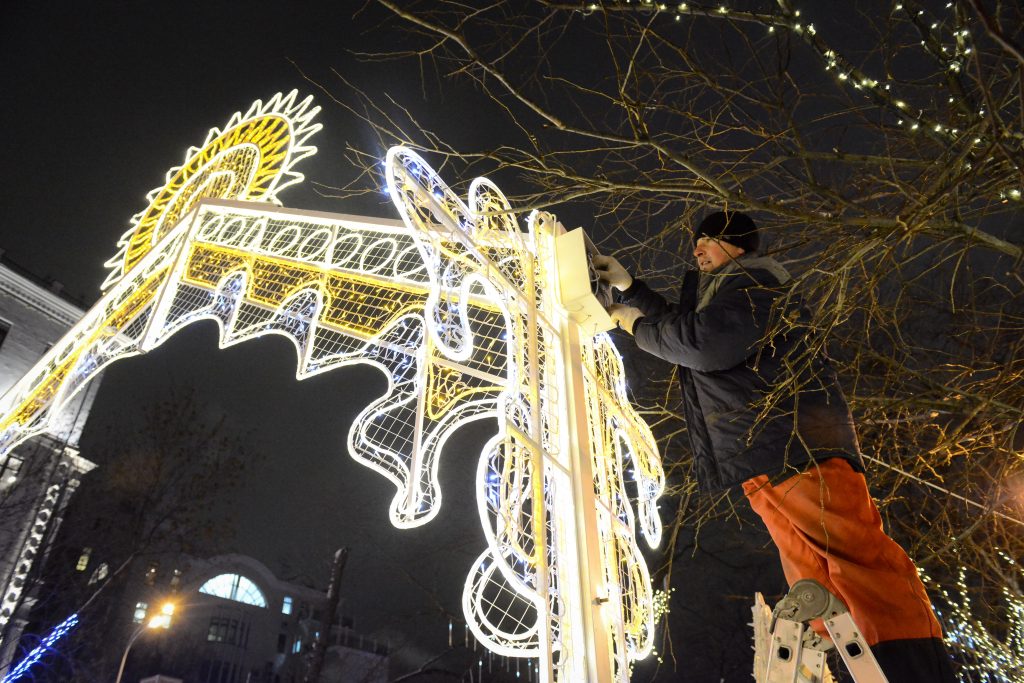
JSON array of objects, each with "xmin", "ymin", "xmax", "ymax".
[{"xmin": 743, "ymin": 458, "xmax": 942, "ymax": 646}]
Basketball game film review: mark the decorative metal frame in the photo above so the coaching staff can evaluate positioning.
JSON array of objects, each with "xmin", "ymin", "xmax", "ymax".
[{"xmin": 0, "ymin": 94, "xmax": 664, "ymax": 682}]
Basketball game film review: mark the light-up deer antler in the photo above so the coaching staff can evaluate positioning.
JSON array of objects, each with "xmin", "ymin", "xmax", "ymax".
[{"xmin": 385, "ymin": 148, "xmax": 665, "ymax": 679}]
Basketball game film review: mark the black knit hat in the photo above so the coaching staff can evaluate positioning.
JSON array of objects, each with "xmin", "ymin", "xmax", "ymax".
[{"xmin": 693, "ymin": 211, "xmax": 759, "ymax": 253}]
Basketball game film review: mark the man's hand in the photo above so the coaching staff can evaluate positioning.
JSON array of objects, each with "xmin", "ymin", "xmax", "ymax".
[
  {"xmin": 592, "ymin": 254, "xmax": 634, "ymax": 291},
  {"xmin": 607, "ymin": 304, "xmax": 644, "ymax": 335}
]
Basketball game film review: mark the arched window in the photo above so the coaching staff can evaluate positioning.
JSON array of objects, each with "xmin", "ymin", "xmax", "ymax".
[{"xmin": 198, "ymin": 573, "xmax": 267, "ymax": 607}]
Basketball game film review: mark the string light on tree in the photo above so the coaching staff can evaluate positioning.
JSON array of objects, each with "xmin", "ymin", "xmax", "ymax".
[
  {"xmin": 595, "ymin": 0, "xmax": 996, "ymax": 146},
  {"xmin": 921, "ymin": 555, "xmax": 1024, "ymax": 681}
]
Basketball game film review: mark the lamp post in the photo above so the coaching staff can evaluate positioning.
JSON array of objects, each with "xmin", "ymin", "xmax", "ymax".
[{"xmin": 114, "ymin": 602, "xmax": 175, "ymax": 683}]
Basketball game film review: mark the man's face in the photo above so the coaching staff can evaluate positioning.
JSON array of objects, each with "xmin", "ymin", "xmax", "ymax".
[{"xmin": 693, "ymin": 236, "xmax": 745, "ymax": 273}]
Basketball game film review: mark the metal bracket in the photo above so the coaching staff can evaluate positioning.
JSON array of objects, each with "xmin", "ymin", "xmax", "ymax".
[{"xmin": 764, "ymin": 580, "xmax": 888, "ymax": 683}]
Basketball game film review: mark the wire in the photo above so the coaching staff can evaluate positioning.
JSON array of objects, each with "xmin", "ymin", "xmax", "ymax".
[{"xmin": 863, "ymin": 454, "xmax": 1024, "ymax": 528}]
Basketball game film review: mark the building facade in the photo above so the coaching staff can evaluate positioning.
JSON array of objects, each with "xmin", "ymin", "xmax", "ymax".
[
  {"xmin": 0, "ymin": 257, "xmax": 99, "ymax": 670},
  {"xmin": 119, "ymin": 553, "xmax": 388, "ymax": 683}
]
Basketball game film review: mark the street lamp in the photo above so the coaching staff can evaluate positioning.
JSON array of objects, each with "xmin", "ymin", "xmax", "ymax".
[{"xmin": 114, "ymin": 602, "xmax": 175, "ymax": 683}]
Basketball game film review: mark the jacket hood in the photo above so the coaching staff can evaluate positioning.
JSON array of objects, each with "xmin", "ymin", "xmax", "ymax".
[
  {"xmin": 734, "ymin": 252, "xmax": 792, "ymax": 285},
  {"xmin": 697, "ymin": 253, "xmax": 791, "ymax": 311}
]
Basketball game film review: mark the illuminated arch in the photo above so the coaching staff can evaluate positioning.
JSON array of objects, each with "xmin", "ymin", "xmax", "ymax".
[{"xmin": 0, "ymin": 96, "xmax": 664, "ymax": 683}]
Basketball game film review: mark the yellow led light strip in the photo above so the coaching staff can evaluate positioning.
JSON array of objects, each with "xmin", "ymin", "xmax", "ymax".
[
  {"xmin": 103, "ymin": 91, "xmax": 321, "ymax": 291},
  {"xmin": 0, "ymin": 267, "xmax": 169, "ymax": 434},
  {"xmin": 0, "ymin": 90, "xmax": 324, "ymax": 636},
  {"xmin": 0, "ymin": 94, "xmax": 664, "ymax": 683}
]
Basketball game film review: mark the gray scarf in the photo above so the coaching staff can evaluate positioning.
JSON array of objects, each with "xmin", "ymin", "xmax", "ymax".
[{"xmin": 696, "ymin": 252, "xmax": 792, "ymax": 311}]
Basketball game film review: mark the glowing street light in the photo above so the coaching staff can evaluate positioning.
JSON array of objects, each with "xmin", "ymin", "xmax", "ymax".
[
  {"xmin": 147, "ymin": 601, "xmax": 175, "ymax": 630},
  {"xmin": 115, "ymin": 602, "xmax": 176, "ymax": 683}
]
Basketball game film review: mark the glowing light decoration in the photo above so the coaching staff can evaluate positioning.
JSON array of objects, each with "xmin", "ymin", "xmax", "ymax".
[
  {"xmin": 383, "ymin": 148, "xmax": 665, "ymax": 681},
  {"xmin": 0, "ymin": 92, "xmax": 320, "ymax": 631},
  {"xmin": 102, "ymin": 90, "xmax": 321, "ymax": 290},
  {"xmin": 1, "ymin": 613, "xmax": 79, "ymax": 683},
  {"xmin": 0, "ymin": 94, "xmax": 664, "ymax": 682}
]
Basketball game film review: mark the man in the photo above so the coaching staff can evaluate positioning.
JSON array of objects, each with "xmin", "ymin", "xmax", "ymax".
[{"xmin": 595, "ymin": 210, "xmax": 955, "ymax": 681}]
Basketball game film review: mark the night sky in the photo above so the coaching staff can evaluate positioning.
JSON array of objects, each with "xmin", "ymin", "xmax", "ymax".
[{"xmin": 0, "ymin": 3, "xmax": 785, "ymax": 680}]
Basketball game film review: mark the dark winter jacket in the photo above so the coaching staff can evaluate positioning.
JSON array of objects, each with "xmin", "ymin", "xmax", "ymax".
[{"xmin": 622, "ymin": 253, "xmax": 862, "ymax": 491}]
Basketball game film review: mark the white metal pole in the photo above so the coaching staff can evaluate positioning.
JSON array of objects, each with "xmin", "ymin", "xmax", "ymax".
[
  {"xmin": 544, "ymin": 216, "xmax": 614, "ymax": 683},
  {"xmin": 114, "ymin": 626, "xmax": 145, "ymax": 683}
]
